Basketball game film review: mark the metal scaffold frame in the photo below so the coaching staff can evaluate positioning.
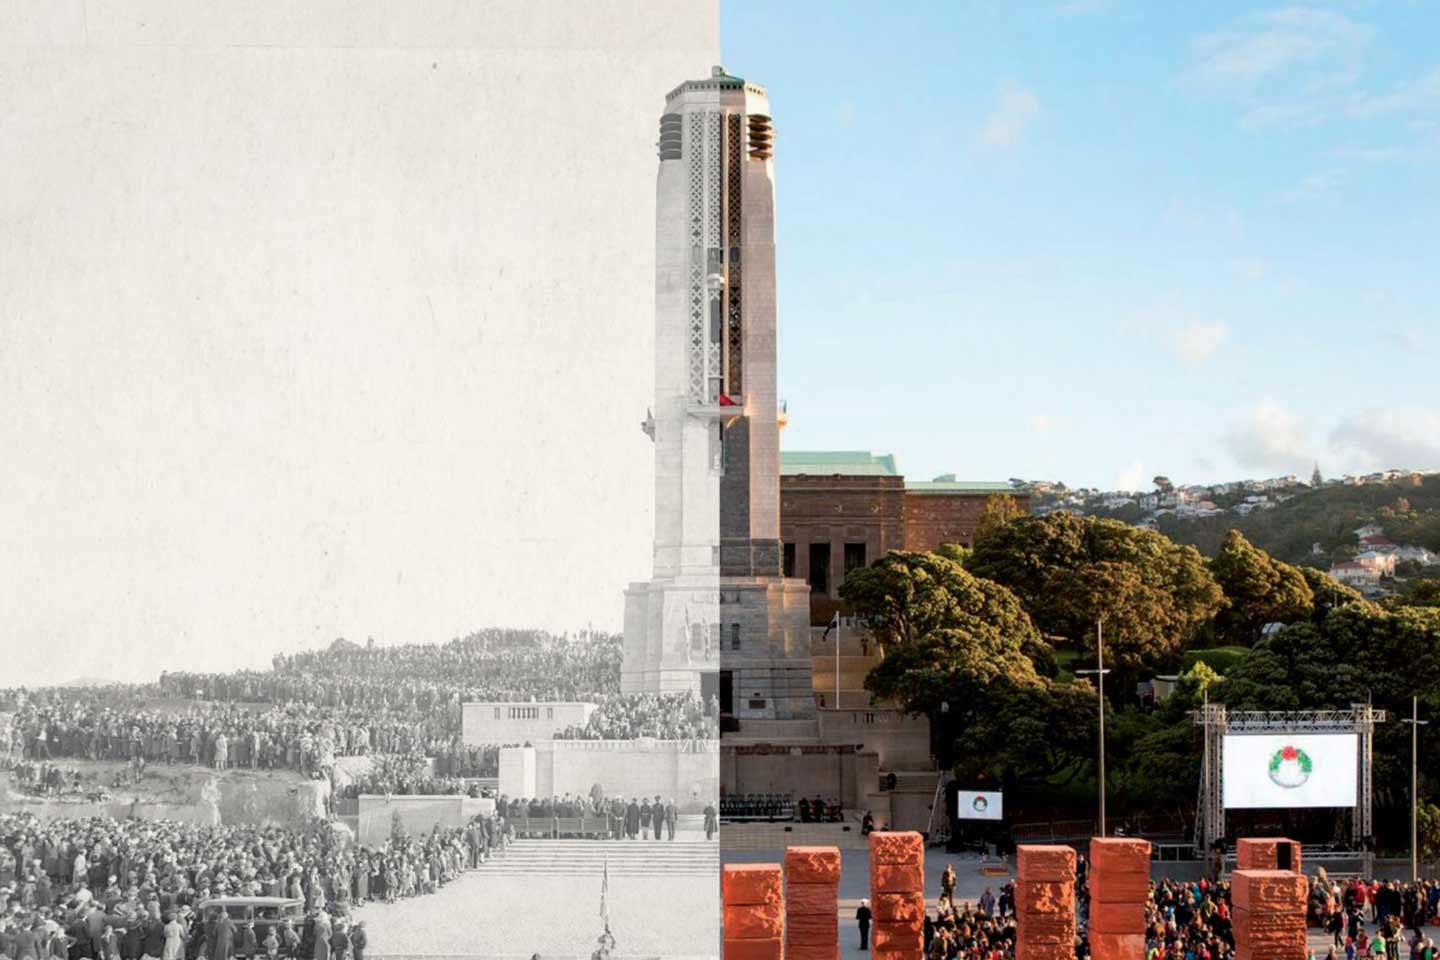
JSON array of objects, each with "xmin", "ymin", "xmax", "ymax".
[{"xmin": 1193, "ymin": 704, "xmax": 1385, "ymax": 876}]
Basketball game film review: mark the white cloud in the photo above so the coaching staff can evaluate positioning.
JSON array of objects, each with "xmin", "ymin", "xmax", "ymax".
[
  {"xmin": 1116, "ymin": 461, "xmax": 1149, "ymax": 493},
  {"xmin": 1328, "ymin": 409, "xmax": 1440, "ymax": 472},
  {"xmin": 1029, "ymin": 414, "xmax": 1073, "ymax": 433},
  {"xmin": 1224, "ymin": 400, "xmax": 1315, "ymax": 474},
  {"xmin": 1346, "ymin": 67, "xmax": 1440, "ymax": 118},
  {"xmin": 1278, "ymin": 169, "xmax": 1342, "ymax": 203},
  {"xmin": 1191, "ymin": 7, "xmax": 1371, "ymax": 84},
  {"xmin": 1173, "ymin": 321, "xmax": 1231, "ymax": 364},
  {"xmin": 980, "ymin": 89, "xmax": 1040, "ymax": 149}
]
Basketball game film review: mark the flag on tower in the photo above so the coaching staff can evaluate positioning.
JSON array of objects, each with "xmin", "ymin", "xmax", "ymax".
[
  {"xmin": 717, "ymin": 393, "xmax": 738, "ymax": 406},
  {"xmin": 821, "ymin": 611, "xmax": 840, "ymax": 642}
]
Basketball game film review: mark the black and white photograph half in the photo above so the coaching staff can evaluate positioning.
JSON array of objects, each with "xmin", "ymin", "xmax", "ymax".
[{"xmin": 2, "ymin": 3, "xmax": 722, "ymax": 958}]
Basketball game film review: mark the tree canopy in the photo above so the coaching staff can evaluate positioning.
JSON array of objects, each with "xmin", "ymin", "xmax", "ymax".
[
  {"xmin": 1209, "ymin": 530, "xmax": 1314, "ymax": 644},
  {"xmin": 966, "ymin": 513, "xmax": 1224, "ymax": 672}
]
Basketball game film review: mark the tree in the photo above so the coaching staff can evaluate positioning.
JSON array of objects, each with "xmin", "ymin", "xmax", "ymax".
[
  {"xmin": 1209, "ymin": 530, "xmax": 1314, "ymax": 644},
  {"xmin": 950, "ymin": 678, "xmax": 1101, "ymax": 791},
  {"xmin": 1153, "ymin": 476, "xmax": 1174, "ymax": 494},
  {"xmin": 1418, "ymin": 802, "xmax": 1440, "ymax": 865},
  {"xmin": 1312, "ymin": 463, "xmax": 1324, "ymax": 487},
  {"xmin": 1299, "ymin": 565, "xmax": 1365, "ymax": 620},
  {"xmin": 842, "ymin": 551, "xmax": 1048, "ymax": 720},
  {"xmin": 1394, "ymin": 579, "xmax": 1440, "ymax": 608},
  {"xmin": 973, "ymin": 494, "xmax": 1028, "ymax": 547},
  {"xmin": 968, "ymin": 513, "xmax": 1224, "ymax": 673},
  {"xmin": 934, "ymin": 542, "xmax": 972, "ymax": 568}
]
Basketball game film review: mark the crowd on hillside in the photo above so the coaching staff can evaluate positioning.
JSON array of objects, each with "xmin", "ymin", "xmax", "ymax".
[
  {"xmin": 848, "ymin": 861, "xmax": 1440, "ymax": 960},
  {"xmin": 0, "ymin": 810, "xmax": 506, "ymax": 960},
  {"xmin": 555, "ymin": 692, "xmax": 715, "ymax": 741},
  {"xmin": 336, "ymin": 752, "xmax": 502, "ymax": 800}
]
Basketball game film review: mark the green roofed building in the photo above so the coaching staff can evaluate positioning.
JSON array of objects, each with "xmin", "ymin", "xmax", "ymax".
[{"xmin": 778, "ymin": 450, "xmax": 1030, "ymax": 626}]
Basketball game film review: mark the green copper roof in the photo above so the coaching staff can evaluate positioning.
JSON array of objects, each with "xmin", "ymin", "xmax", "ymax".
[
  {"xmin": 780, "ymin": 451, "xmax": 899, "ymax": 477},
  {"xmin": 905, "ymin": 480, "xmax": 1018, "ymax": 495}
]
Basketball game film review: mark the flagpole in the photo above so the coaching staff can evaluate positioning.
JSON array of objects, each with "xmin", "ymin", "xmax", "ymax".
[{"xmin": 835, "ymin": 614, "xmax": 841, "ymax": 711}]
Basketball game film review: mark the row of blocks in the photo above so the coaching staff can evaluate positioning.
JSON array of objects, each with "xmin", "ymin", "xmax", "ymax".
[{"xmin": 722, "ymin": 834, "xmax": 1305, "ymax": 960}]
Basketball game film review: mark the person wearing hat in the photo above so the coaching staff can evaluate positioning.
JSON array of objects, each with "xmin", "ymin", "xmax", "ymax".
[
  {"xmin": 160, "ymin": 912, "xmax": 184, "ymax": 960},
  {"xmin": 855, "ymin": 898, "xmax": 872, "ymax": 951},
  {"xmin": 346, "ymin": 924, "xmax": 363, "ymax": 960}
]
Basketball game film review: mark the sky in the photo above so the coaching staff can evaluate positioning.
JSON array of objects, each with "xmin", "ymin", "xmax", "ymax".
[{"xmin": 724, "ymin": 0, "xmax": 1440, "ymax": 491}]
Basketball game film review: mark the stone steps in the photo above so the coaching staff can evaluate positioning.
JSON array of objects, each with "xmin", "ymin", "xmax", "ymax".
[
  {"xmin": 719, "ymin": 819, "xmax": 869, "ymax": 850},
  {"xmin": 483, "ymin": 839, "xmax": 718, "ymax": 876}
]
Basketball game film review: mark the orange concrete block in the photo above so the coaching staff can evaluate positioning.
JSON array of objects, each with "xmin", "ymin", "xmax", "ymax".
[
  {"xmin": 873, "ymin": 892, "xmax": 927, "ymax": 924},
  {"xmin": 872, "ymin": 951, "xmax": 914, "ymax": 960},
  {"xmin": 1232, "ymin": 906, "xmax": 1308, "ymax": 937},
  {"xmin": 1089, "ymin": 933, "xmax": 1145, "ymax": 960},
  {"xmin": 723, "ymin": 902, "xmax": 784, "ymax": 940},
  {"xmin": 784, "ymin": 912, "xmax": 838, "ymax": 943},
  {"xmin": 1230, "ymin": 870, "xmax": 1308, "ymax": 912},
  {"xmin": 723, "ymin": 864, "xmax": 783, "ymax": 906},
  {"xmin": 1017, "ymin": 844, "xmax": 1077, "ymax": 882},
  {"xmin": 1087, "ymin": 900, "xmax": 1145, "ymax": 934},
  {"xmin": 1015, "ymin": 880, "xmax": 1075, "ymax": 915},
  {"xmin": 722, "ymin": 937, "xmax": 782, "ymax": 960},
  {"xmin": 1235, "ymin": 838, "xmax": 1302, "ymax": 873},
  {"xmin": 871, "ymin": 922, "xmax": 924, "ymax": 952},
  {"xmin": 1089, "ymin": 837, "xmax": 1152, "ymax": 902},
  {"xmin": 785, "ymin": 881, "xmax": 837, "ymax": 916},
  {"xmin": 869, "ymin": 860, "xmax": 925, "ymax": 893},
  {"xmin": 784, "ymin": 943, "xmax": 840, "ymax": 960},
  {"xmin": 785, "ymin": 845, "xmax": 842, "ymax": 883},
  {"xmin": 869, "ymin": 830, "xmax": 925, "ymax": 864},
  {"xmin": 1016, "ymin": 945, "xmax": 1076, "ymax": 960}
]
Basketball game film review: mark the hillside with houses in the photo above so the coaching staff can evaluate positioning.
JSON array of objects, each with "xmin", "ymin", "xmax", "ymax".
[{"xmin": 1018, "ymin": 468, "xmax": 1440, "ymax": 599}]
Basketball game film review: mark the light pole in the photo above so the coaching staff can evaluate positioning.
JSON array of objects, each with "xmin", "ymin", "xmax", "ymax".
[
  {"xmin": 1075, "ymin": 618, "xmax": 1110, "ymax": 838},
  {"xmin": 1402, "ymin": 695, "xmax": 1428, "ymax": 882}
]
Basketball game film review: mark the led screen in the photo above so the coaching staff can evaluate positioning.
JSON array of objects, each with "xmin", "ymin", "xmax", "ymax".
[{"xmin": 1221, "ymin": 733, "xmax": 1357, "ymax": 809}]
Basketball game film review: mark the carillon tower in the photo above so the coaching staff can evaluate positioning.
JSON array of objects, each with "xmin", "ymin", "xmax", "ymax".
[{"xmin": 621, "ymin": 67, "xmax": 813, "ymax": 720}]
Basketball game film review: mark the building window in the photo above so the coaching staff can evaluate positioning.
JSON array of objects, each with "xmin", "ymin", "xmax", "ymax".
[
  {"xmin": 546, "ymin": 707, "xmax": 554, "ymax": 720},
  {"xmin": 844, "ymin": 542, "xmax": 867, "ymax": 578},
  {"xmin": 783, "ymin": 542, "xmax": 796, "ymax": 578},
  {"xmin": 808, "ymin": 542, "xmax": 831, "ymax": 595},
  {"xmin": 730, "ymin": 623, "xmax": 741, "ymax": 650},
  {"xmin": 493, "ymin": 708, "xmax": 500, "ymax": 720}
]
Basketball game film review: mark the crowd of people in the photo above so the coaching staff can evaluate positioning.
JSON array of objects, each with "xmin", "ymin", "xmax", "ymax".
[
  {"xmin": 848, "ymin": 859, "xmax": 1440, "ymax": 960},
  {"xmin": 554, "ymin": 692, "xmax": 715, "ymax": 741},
  {"xmin": 0, "ymin": 809, "xmax": 505, "ymax": 960},
  {"xmin": 335, "ymin": 753, "xmax": 495, "ymax": 800}
]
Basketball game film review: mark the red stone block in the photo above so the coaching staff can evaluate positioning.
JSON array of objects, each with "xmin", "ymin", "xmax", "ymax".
[
  {"xmin": 1089, "ymin": 932, "xmax": 1146, "ymax": 960},
  {"xmin": 785, "ymin": 881, "xmax": 837, "ymax": 916},
  {"xmin": 723, "ymin": 864, "xmax": 784, "ymax": 906},
  {"xmin": 873, "ymin": 892, "xmax": 927, "ymax": 924},
  {"xmin": 1014, "ymin": 880, "xmax": 1075, "ymax": 915},
  {"xmin": 869, "ymin": 860, "xmax": 925, "ymax": 893},
  {"xmin": 869, "ymin": 830, "xmax": 925, "ymax": 864},
  {"xmin": 1232, "ymin": 907, "xmax": 1308, "ymax": 936},
  {"xmin": 1087, "ymin": 900, "xmax": 1145, "ymax": 934},
  {"xmin": 784, "ymin": 912, "xmax": 838, "ymax": 943},
  {"xmin": 872, "ymin": 951, "xmax": 914, "ymax": 960},
  {"xmin": 1016, "ymin": 945, "xmax": 1076, "ymax": 960},
  {"xmin": 1014, "ymin": 912, "xmax": 1075, "ymax": 944},
  {"xmin": 1230, "ymin": 870, "xmax": 1308, "ymax": 912},
  {"xmin": 785, "ymin": 845, "xmax": 842, "ymax": 883},
  {"xmin": 1017, "ymin": 844, "xmax": 1077, "ymax": 882},
  {"xmin": 723, "ymin": 901, "xmax": 784, "ymax": 940},
  {"xmin": 872, "ymin": 922, "xmax": 924, "ymax": 951},
  {"xmin": 784, "ymin": 943, "xmax": 840, "ymax": 960},
  {"xmin": 1235, "ymin": 838, "xmax": 1302, "ymax": 873},
  {"xmin": 722, "ymin": 937, "xmax": 782, "ymax": 960},
  {"xmin": 1089, "ymin": 837, "xmax": 1152, "ymax": 902}
]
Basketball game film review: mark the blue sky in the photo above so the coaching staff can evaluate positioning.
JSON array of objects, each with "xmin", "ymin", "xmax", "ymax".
[{"xmin": 723, "ymin": 1, "xmax": 1440, "ymax": 491}]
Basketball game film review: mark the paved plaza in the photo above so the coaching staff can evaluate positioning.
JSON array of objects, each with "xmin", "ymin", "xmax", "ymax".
[{"xmin": 354, "ymin": 866, "xmax": 719, "ymax": 959}]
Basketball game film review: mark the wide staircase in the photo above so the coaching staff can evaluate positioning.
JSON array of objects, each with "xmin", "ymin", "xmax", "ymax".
[
  {"xmin": 485, "ymin": 838, "xmax": 718, "ymax": 877},
  {"xmin": 719, "ymin": 818, "xmax": 869, "ymax": 851}
]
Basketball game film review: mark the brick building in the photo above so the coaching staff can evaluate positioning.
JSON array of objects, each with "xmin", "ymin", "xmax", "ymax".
[{"xmin": 779, "ymin": 451, "xmax": 1029, "ymax": 624}]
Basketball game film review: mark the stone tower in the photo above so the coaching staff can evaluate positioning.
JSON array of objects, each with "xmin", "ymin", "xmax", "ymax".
[{"xmin": 621, "ymin": 67, "xmax": 813, "ymax": 720}]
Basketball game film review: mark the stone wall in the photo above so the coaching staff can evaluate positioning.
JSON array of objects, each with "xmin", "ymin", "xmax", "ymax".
[{"xmin": 355, "ymin": 794, "xmax": 495, "ymax": 845}]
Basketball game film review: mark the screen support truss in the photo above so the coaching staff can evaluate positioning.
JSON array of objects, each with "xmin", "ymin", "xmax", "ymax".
[{"xmin": 1193, "ymin": 705, "xmax": 1385, "ymax": 876}]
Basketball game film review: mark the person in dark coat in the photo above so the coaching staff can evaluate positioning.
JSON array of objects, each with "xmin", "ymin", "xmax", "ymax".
[
  {"xmin": 235, "ymin": 923, "xmax": 257, "ymax": 960},
  {"xmin": 347, "ymin": 924, "xmax": 364, "ymax": 960},
  {"xmin": 639, "ymin": 800, "xmax": 652, "ymax": 840},
  {"xmin": 855, "ymin": 899, "xmax": 872, "ymax": 951},
  {"xmin": 703, "ymin": 803, "xmax": 717, "ymax": 841},
  {"xmin": 624, "ymin": 800, "xmax": 640, "ymax": 840},
  {"xmin": 211, "ymin": 913, "xmax": 236, "ymax": 960}
]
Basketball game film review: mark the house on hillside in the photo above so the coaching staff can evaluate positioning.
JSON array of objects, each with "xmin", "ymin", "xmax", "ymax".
[
  {"xmin": 1354, "ymin": 524, "xmax": 1385, "ymax": 540},
  {"xmin": 1330, "ymin": 561, "xmax": 1380, "ymax": 588},
  {"xmin": 1354, "ymin": 551, "xmax": 1397, "ymax": 577}
]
